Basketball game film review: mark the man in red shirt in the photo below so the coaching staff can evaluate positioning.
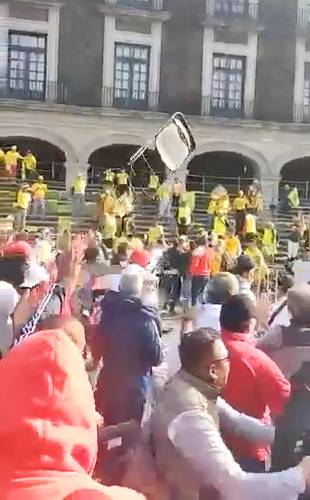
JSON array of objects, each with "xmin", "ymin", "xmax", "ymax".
[
  {"xmin": 189, "ymin": 237, "xmax": 214, "ymax": 306},
  {"xmin": 220, "ymin": 295, "xmax": 290, "ymax": 472}
]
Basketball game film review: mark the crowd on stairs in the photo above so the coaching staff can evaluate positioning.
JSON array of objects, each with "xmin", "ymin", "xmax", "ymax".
[{"xmin": 2, "ymin": 155, "xmax": 310, "ymax": 499}]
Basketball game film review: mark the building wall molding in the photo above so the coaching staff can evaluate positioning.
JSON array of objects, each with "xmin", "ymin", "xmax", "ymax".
[
  {"xmin": 0, "ymin": 124, "xmax": 78, "ymax": 163},
  {"xmin": 192, "ymin": 140, "xmax": 271, "ymax": 178},
  {"xmin": 0, "ymin": 2, "xmax": 61, "ymax": 84},
  {"xmin": 102, "ymin": 15, "xmax": 162, "ymax": 108},
  {"xmin": 202, "ymin": 27, "xmax": 258, "ymax": 117},
  {"xmin": 273, "ymin": 146, "xmax": 310, "ymax": 175},
  {"xmin": 82, "ymin": 132, "xmax": 152, "ymax": 166}
]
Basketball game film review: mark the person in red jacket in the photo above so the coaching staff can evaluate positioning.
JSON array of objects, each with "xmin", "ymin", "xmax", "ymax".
[
  {"xmin": 189, "ymin": 237, "xmax": 214, "ymax": 306},
  {"xmin": 0, "ymin": 329, "xmax": 144, "ymax": 500},
  {"xmin": 220, "ymin": 295, "xmax": 291, "ymax": 473}
]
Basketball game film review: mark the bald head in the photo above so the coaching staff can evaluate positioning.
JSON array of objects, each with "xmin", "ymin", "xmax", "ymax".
[{"xmin": 38, "ymin": 316, "xmax": 86, "ymax": 352}]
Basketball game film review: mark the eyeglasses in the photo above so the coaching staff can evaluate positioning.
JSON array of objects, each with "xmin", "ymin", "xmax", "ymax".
[{"xmin": 212, "ymin": 355, "xmax": 230, "ymax": 364}]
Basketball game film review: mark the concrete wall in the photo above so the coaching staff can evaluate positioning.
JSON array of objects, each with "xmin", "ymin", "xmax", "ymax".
[
  {"xmin": 58, "ymin": 0, "xmax": 103, "ymax": 107},
  {"xmin": 159, "ymin": 0, "xmax": 205, "ymax": 115},
  {"xmin": 255, "ymin": 0, "xmax": 298, "ymax": 122}
]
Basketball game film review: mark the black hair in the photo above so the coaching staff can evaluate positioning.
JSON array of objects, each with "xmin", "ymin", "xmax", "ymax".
[
  {"xmin": 179, "ymin": 328, "xmax": 220, "ymax": 372},
  {"xmin": 84, "ymin": 246, "xmax": 99, "ymax": 263},
  {"xmin": 0, "ymin": 255, "xmax": 27, "ymax": 288},
  {"xmin": 220, "ymin": 295, "xmax": 255, "ymax": 333}
]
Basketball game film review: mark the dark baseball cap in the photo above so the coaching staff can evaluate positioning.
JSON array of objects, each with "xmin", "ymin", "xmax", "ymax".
[{"xmin": 233, "ymin": 255, "xmax": 255, "ymax": 275}]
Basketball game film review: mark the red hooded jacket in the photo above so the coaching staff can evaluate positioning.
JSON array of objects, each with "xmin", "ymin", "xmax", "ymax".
[
  {"xmin": 222, "ymin": 331, "xmax": 291, "ymax": 462},
  {"xmin": 0, "ymin": 330, "xmax": 144, "ymax": 500}
]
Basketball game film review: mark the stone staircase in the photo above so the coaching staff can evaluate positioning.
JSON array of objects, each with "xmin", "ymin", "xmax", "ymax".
[{"xmin": 0, "ymin": 177, "xmax": 309, "ymax": 267}]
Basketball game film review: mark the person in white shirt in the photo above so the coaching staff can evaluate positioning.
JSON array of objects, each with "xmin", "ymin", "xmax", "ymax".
[
  {"xmin": 0, "ymin": 281, "xmax": 19, "ymax": 357},
  {"xmin": 195, "ymin": 272, "xmax": 239, "ymax": 331},
  {"xmin": 151, "ymin": 328, "xmax": 310, "ymax": 500}
]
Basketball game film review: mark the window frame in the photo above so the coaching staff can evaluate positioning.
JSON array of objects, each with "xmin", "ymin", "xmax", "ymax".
[
  {"xmin": 113, "ymin": 41, "xmax": 151, "ymax": 110},
  {"xmin": 211, "ymin": 52, "xmax": 246, "ymax": 117},
  {"xmin": 8, "ymin": 30, "xmax": 47, "ymax": 101}
]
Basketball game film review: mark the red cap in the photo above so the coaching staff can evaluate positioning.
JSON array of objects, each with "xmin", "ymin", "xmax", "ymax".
[
  {"xmin": 130, "ymin": 249, "xmax": 151, "ymax": 268},
  {"xmin": 3, "ymin": 241, "xmax": 31, "ymax": 258}
]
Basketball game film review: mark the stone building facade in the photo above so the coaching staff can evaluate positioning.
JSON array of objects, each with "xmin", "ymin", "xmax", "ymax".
[{"xmin": 1, "ymin": 0, "xmax": 310, "ymax": 201}]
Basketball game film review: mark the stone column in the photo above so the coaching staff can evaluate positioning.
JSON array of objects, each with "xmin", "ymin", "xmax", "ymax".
[
  {"xmin": 65, "ymin": 160, "xmax": 88, "ymax": 192},
  {"xmin": 261, "ymin": 176, "xmax": 279, "ymax": 207}
]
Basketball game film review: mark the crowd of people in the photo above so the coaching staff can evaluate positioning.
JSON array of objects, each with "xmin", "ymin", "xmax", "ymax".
[{"xmin": 2, "ymin": 160, "xmax": 310, "ymax": 499}]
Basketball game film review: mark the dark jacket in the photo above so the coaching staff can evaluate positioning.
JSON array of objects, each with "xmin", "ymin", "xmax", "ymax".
[
  {"xmin": 258, "ymin": 323, "xmax": 310, "ymax": 379},
  {"xmin": 94, "ymin": 291, "xmax": 162, "ymax": 424},
  {"xmin": 272, "ymin": 389, "xmax": 310, "ymax": 474}
]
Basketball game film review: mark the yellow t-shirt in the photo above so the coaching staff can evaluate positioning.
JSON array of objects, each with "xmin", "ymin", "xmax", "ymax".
[
  {"xmin": 72, "ymin": 178, "xmax": 86, "ymax": 194},
  {"xmin": 213, "ymin": 216, "xmax": 227, "ymax": 236},
  {"xmin": 23, "ymin": 154, "xmax": 37, "ymax": 171},
  {"xmin": 17, "ymin": 190, "xmax": 31, "ymax": 210},
  {"xmin": 157, "ymin": 185, "xmax": 171, "ymax": 200},
  {"xmin": 32, "ymin": 182, "xmax": 47, "ymax": 199},
  {"xmin": 102, "ymin": 215, "xmax": 116, "ymax": 239},
  {"xmin": 233, "ymin": 197, "xmax": 247, "ymax": 211},
  {"xmin": 117, "ymin": 172, "xmax": 128, "ymax": 186},
  {"xmin": 178, "ymin": 206, "xmax": 191, "ymax": 225},
  {"xmin": 6, "ymin": 150, "xmax": 21, "ymax": 166},
  {"xmin": 149, "ymin": 175, "xmax": 159, "ymax": 189},
  {"xmin": 0, "ymin": 149, "xmax": 5, "ymax": 163},
  {"xmin": 225, "ymin": 236, "xmax": 240, "ymax": 258},
  {"xmin": 245, "ymin": 214, "xmax": 257, "ymax": 234},
  {"xmin": 148, "ymin": 226, "xmax": 162, "ymax": 244}
]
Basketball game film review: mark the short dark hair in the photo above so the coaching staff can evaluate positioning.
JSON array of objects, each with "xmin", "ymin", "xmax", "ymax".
[
  {"xmin": 179, "ymin": 328, "xmax": 220, "ymax": 372},
  {"xmin": 220, "ymin": 295, "xmax": 256, "ymax": 333}
]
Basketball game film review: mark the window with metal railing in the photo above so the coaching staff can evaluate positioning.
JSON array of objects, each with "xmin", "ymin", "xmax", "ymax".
[
  {"xmin": 211, "ymin": 54, "xmax": 246, "ymax": 117},
  {"xmin": 207, "ymin": 0, "xmax": 259, "ymax": 19},
  {"xmin": 8, "ymin": 31, "xmax": 47, "ymax": 101},
  {"xmin": 107, "ymin": 0, "xmax": 153, "ymax": 9},
  {"xmin": 113, "ymin": 43, "xmax": 150, "ymax": 110}
]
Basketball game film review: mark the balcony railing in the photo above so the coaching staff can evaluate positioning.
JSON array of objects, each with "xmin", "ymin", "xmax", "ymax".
[
  {"xmin": 201, "ymin": 95, "xmax": 254, "ymax": 119},
  {"xmin": 206, "ymin": 0, "xmax": 259, "ymax": 19},
  {"xmin": 0, "ymin": 78, "xmax": 67, "ymax": 104},
  {"xmin": 297, "ymin": 8, "xmax": 310, "ymax": 31},
  {"xmin": 294, "ymin": 103, "xmax": 310, "ymax": 123},
  {"xmin": 104, "ymin": 0, "xmax": 163, "ymax": 10},
  {"xmin": 102, "ymin": 86, "xmax": 159, "ymax": 112}
]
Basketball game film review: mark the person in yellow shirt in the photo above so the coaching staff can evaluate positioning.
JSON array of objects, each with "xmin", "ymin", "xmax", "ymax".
[
  {"xmin": 261, "ymin": 222, "xmax": 277, "ymax": 261},
  {"xmin": 177, "ymin": 200, "xmax": 192, "ymax": 236},
  {"xmin": 104, "ymin": 169, "xmax": 115, "ymax": 187},
  {"xmin": 225, "ymin": 228, "xmax": 242, "ymax": 260},
  {"xmin": 72, "ymin": 173, "xmax": 87, "ymax": 217},
  {"xmin": 244, "ymin": 237, "xmax": 268, "ymax": 283},
  {"xmin": 172, "ymin": 178, "xmax": 183, "ymax": 207},
  {"xmin": 233, "ymin": 190, "xmax": 248, "ymax": 235},
  {"xmin": 116, "ymin": 169, "xmax": 129, "ymax": 195},
  {"xmin": 22, "ymin": 150, "xmax": 37, "ymax": 180},
  {"xmin": 213, "ymin": 214, "xmax": 228, "ymax": 237},
  {"xmin": 146, "ymin": 222, "xmax": 164, "ymax": 245},
  {"xmin": 0, "ymin": 148, "xmax": 5, "ymax": 164},
  {"xmin": 157, "ymin": 182, "xmax": 172, "ymax": 220},
  {"xmin": 148, "ymin": 173, "xmax": 159, "ymax": 192},
  {"xmin": 181, "ymin": 190, "xmax": 196, "ymax": 214},
  {"xmin": 5, "ymin": 145, "xmax": 23, "ymax": 178},
  {"xmin": 217, "ymin": 193, "xmax": 230, "ymax": 216},
  {"xmin": 245, "ymin": 213, "xmax": 257, "ymax": 236},
  {"xmin": 15, "ymin": 184, "xmax": 31, "ymax": 231},
  {"xmin": 101, "ymin": 213, "xmax": 117, "ymax": 249},
  {"xmin": 31, "ymin": 175, "xmax": 48, "ymax": 219},
  {"xmin": 288, "ymin": 186, "xmax": 300, "ymax": 209}
]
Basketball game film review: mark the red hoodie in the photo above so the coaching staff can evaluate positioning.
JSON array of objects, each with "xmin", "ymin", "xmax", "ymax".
[
  {"xmin": 222, "ymin": 330, "xmax": 290, "ymax": 462},
  {"xmin": 0, "ymin": 330, "xmax": 144, "ymax": 500},
  {"xmin": 189, "ymin": 246, "xmax": 213, "ymax": 277}
]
